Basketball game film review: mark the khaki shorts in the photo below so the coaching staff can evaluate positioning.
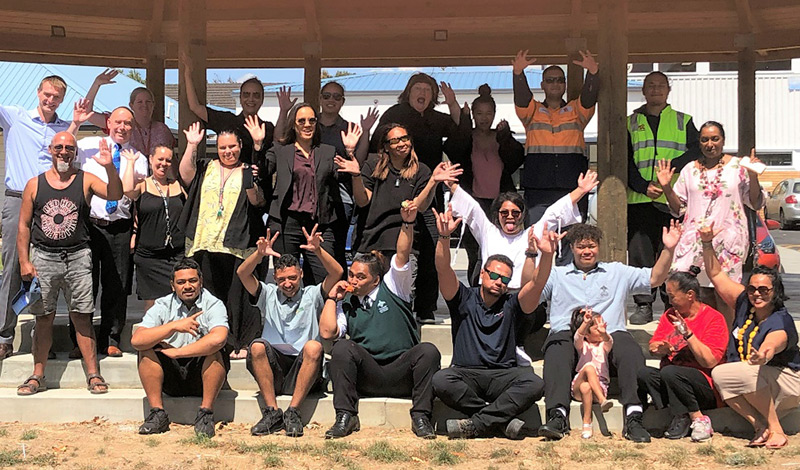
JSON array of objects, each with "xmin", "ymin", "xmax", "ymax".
[
  {"xmin": 712, "ymin": 361, "xmax": 800, "ymax": 414},
  {"xmin": 30, "ymin": 246, "xmax": 94, "ymax": 316}
]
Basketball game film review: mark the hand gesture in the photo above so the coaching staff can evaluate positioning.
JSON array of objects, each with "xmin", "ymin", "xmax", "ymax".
[
  {"xmin": 496, "ymin": 119, "xmax": 509, "ymax": 133},
  {"xmin": 172, "ymin": 310, "xmax": 203, "ymax": 337},
  {"xmin": 582, "ymin": 309, "xmax": 593, "ymax": 324},
  {"xmin": 244, "ymin": 114, "xmax": 266, "ymax": 146},
  {"xmin": 745, "ymin": 148, "xmax": 763, "ymax": 177},
  {"xmin": 535, "ymin": 223, "xmax": 566, "ymax": 255},
  {"xmin": 360, "ymin": 107, "xmax": 380, "ymax": 133},
  {"xmin": 300, "ymin": 224, "xmax": 325, "ymax": 252},
  {"xmin": 183, "ymin": 122, "xmax": 205, "ymax": 147},
  {"xmin": 666, "ymin": 309, "xmax": 690, "ymax": 336},
  {"xmin": 334, "ymin": 155, "xmax": 361, "ymax": 175},
  {"xmin": 72, "ymin": 98, "xmax": 95, "ymax": 125},
  {"xmin": 662, "ymin": 219, "xmax": 682, "ymax": 250},
  {"xmin": 650, "ymin": 341, "xmax": 673, "ymax": 356},
  {"xmin": 277, "ymin": 86, "xmax": 297, "ymax": 112},
  {"xmin": 440, "ymin": 82, "xmax": 457, "ymax": 105},
  {"xmin": 512, "ymin": 49, "xmax": 536, "ymax": 75},
  {"xmin": 527, "ymin": 226, "xmax": 539, "ymax": 253},
  {"xmin": 748, "ymin": 346, "xmax": 772, "ymax": 366},
  {"xmin": 656, "ymin": 159, "xmax": 675, "ymax": 187},
  {"xmin": 432, "ymin": 205, "xmax": 462, "ymax": 237},
  {"xmin": 328, "ymin": 280, "xmax": 351, "ymax": 302},
  {"xmin": 646, "ymin": 182, "xmax": 664, "ymax": 200},
  {"xmin": 595, "ymin": 316, "xmax": 608, "ymax": 335},
  {"xmin": 94, "ymin": 139, "xmax": 115, "ymax": 167},
  {"xmin": 577, "ymin": 170, "xmax": 599, "ymax": 194},
  {"xmin": 250, "ymin": 164, "xmax": 259, "ymax": 180},
  {"xmin": 20, "ymin": 261, "xmax": 37, "ymax": 282},
  {"xmin": 179, "ymin": 50, "xmax": 193, "ymax": 74},
  {"xmin": 572, "ymin": 50, "xmax": 599, "ymax": 75},
  {"xmin": 698, "ymin": 221, "xmax": 720, "ymax": 243},
  {"xmin": 256, "ymin": 229, "xmax": 281, "ymax": 258},
  {"xmin": 120, "ymin": 149, "xmax": 139, "ymax": 162},
  {"xmin": 431, "ymin": 162, "xmax": 463, "ymax": 184},
  {"xmin": 400, "ymin": 199, "xmax": 418, "ymax": 223},
  {"xmin": 93, "ymin": 68, "xmax": 118, "ymax": 87},
  {"xmin": 340, "ymin": 122, "xmax": 363, "ymax": 154}
]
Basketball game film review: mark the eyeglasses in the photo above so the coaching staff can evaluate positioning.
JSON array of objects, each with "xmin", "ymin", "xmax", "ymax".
[
  {"xmin": 498, "ymin": 209, "xmax": 522, "ymax": 218},
  {"xmin": 543, "ymin": 77, "xmax": 566, "ymax": 84},
  {"xmin": 321, "ymin": 92, "xmax": 343, "ymax": 101},
  {"xmin": 52, "ymin": 144, "xmax": 76, "ymax": 153},
  {"xmin": 746, "ymin": 285, "xmax": 773, "ymax": 296},
  {"xmin": 296, "ymin": 117, "xmax": 318, "ymax": 126},
  {"xmin": 387, "ymin": 135, "xmax": 411, "ymax": 146},
  {"xmin": 484, "ymin": 269, "xmax": 511, "ymax": 285}
]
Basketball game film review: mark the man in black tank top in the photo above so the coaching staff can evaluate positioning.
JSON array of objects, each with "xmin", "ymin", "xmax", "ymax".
[{"xmin": 16, "ymin": 132, "xmax": 123, "ymax": 396}]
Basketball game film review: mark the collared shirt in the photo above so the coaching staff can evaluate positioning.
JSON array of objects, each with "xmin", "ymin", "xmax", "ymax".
[
  {"xmin": 288, "ymin": 147, "xmax": 317, "ymax": 215},
  {"xmin": 319, "ymin": 115, "xmax": 357, "ymax": 205},
  {"xmin": 139, "ymin": 288, "xmax": 229, "ymax": 349},
  {"xmin": 0, "ymin": 106, "xmax": 70, "ymax": 192},
  {"xmin": 541, "ymin": 261, "xmax": 652, "ymax": 334},
  {"xmin": 253, "ymin": 281, "xmax": 324, "ymax": 355},
  {"xmin": 76, "ymin": 135, "xmax": 148, "ymax": 221}
]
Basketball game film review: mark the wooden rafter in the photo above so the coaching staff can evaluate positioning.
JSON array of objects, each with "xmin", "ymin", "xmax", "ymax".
[
  {"xmin": 734, "ymin": 0, "xmax": 760, "ymax": 34},
  {"xmin": 148, "ymin": 0, "xmax": 165, "ymax": 43},
  {"xmin": 303, "ymin": 0, "xmax": 322, "ymax": 45}
]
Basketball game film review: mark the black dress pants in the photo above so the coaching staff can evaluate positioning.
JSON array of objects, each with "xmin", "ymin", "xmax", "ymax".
[
  {"xmin": 414, "ymin": 209, "xmax": 439, "ymax": 318},
  {"xmin": 627, "ymin": 203, "xmax": 675, "ymax": 306},
  {"xmin": 328, "ymin": 339, "xmax": 441, "ymax": 418},
  {"xmin": 269, "ymin": 212, "xmax": 336, "ymax": 287},
  {"xmin": 433, "ymin": 366, "xmax": 543, "ymax": 433},
  {"xmin": 637, "ymin": 365, "xmax": 717, "ymax": 416}
]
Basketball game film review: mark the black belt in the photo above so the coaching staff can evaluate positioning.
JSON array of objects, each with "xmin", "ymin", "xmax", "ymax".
[
  {"xmin": 35, "ymin": 243, "xmax": 89, "ymax": 255},
  {"xmin": 90, "ymin": 217, "xmax": 131, "ymax": 227},
  {"xmin": 4, "ymin": 189, "xmax": 23, "ymax": 198}
]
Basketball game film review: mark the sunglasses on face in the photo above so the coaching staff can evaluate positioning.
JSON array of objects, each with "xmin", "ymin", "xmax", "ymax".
[
  {"xmin": 52, "ymin": 144, "xmax": 76, "ymax": 153},
  {"xmin": 498, "ymin": 209, "xmax": 522, "ymax": 218},
  {"xmin": 746, "ymin": 285, "xmax": 773, "ymax": 296},
  {"xmin": 296, "ymin": 117, "xmax": 318, "ymax": 126},
  {"xmin": 387, "ymin": 135, "xmax": 411, "ymax": 146},
  {"xmin": 321, "ymin": 92, "xmax": 344, "ymax": 101},
  {"xmin": 484, "ymin": 269, "xmax": 511, "ymax": 285},
  {"xmin": 543, "ymin": 77, "xmax": 566, "ymax": 84}
]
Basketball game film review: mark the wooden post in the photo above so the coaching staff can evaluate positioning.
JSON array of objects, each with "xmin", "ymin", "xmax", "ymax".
[
  {"xmin": 146, "ymin": 43, "xmax": 166, "ymax": 124},
  {"xmin": 596, "ymin": 0, "xmax": 628, "ymax": 262},
  {"xmin": 304, "ymin": 42, "xmax": 322, "ymax": 112},
  {"xmin": 178, "ymin": 0, "xmax": 206, "ymax": 156},
  {"xmin": 737, "ymin": 39, "xmax": 756, "ymax": 154}
]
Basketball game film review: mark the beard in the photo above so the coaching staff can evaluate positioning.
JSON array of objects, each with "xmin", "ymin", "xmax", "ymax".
[{"xmin": 56, "ymin": 161, "xmax": 72, "ymax": 173}]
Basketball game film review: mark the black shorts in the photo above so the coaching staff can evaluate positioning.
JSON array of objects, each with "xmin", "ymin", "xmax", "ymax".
[
  {"xmin": 154, "ymin": 350, "xmax": 231, "ymax": 397},
  {"xmin": 246, "ymin": 339, "xmax": 324, "ymax": 396}
]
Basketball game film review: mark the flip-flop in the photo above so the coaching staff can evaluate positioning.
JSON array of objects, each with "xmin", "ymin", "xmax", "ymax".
[
  {"xmin": 766, "ymin": 432, "xmax": 789, "ymax": 449},
  {"xmin": 747, "ymin": 427, "xmax": 770, "ymax": 447}
]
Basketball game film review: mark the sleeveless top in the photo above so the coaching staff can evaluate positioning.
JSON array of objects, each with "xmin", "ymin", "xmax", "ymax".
[
  {"xmin": 135, "ymin": 179, "xmax": 186, "ymax": 257},
  {"xmin": 32, "ymin": 171, "xmax": 90, "ymax": 251}
]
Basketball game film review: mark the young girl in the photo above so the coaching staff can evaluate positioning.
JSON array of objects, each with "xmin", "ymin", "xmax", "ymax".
[{"xmin": 571, "ymin": 307, "xmax": 614, "ymax": 438}]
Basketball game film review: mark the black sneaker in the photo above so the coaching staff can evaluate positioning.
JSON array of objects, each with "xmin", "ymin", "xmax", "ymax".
[
  {"xmin": 283, "ymin": 407, "xmax": 304, "ymax": 437},
  {"xmin": 446, "ymin": 418, "xmax": 478, "ymax": 439},
  {"xmin": 325, "ymin": 411, "xmax": 360, "ymax": 439},
  {"xmin": 251, "ymin": 406, "xmax": 284, "ymax": 436},
  {"xmin": 538, "ymin": 409, "xmax": 569, "ymax": 440},
  {"xmin": 623, "ymin": 411, "xmax": 651, "ymax": 443},
  {"xmin": 663, "ymin": 413, "xmax": 692, "ymax": 439},
  {"xmin": 194, "ymin": 407, "xmax": 215, "ymax": 438},
  {"xmin": 411, "ymin": 415, "xmax": 436, "ymax": 439},
  {"xmin": 138, "ymin": 408, "xmax": 170, "ymax": 435},
  {"xmin": 629, "ymin": 304, "xmax": 653, "ymax": 325},
  {"xmin": 504, "ymin": 418, "xmax": 526, "ymax": 440}
]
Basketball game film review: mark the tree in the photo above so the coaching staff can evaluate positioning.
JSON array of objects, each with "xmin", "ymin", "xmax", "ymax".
[{"xmin": 125, "ymin": 69, "xmax": 145, "ymax": 84}]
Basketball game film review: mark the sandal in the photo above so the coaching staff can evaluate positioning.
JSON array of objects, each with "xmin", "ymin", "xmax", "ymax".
[
  {"xmin": 17, "ymin": 375, "xmax": 47, "ymax": 396},
  {"xmin": 766, "ymin": 431, "xmax": 789, "ymax": 449},
  {"xmin": 87, "ymin": 373, "xmax": 109, "ymax": 394},
  {"xmin": 748, "ymin": 427, "xmax": 770, "ymax": 447}
]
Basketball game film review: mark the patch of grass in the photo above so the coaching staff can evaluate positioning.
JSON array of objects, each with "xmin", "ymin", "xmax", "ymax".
[
  {"xmin": 20, "ymin": 429, "xmax": 38, "ymax": 440},
  {"xmin": 569, "ymin": 441, "xmax": 608, "ymax": 462},
  {"xmin": 144, "ymin": 437, "xmax": 160, "ymax": 448},
  {"xmin": 263, "ymin": 455, "xmax": 283, "ymax": 468},
  {"xmin": 490, "ymin": 447, "xmax": 514, "ymax": 461},
  {"xmin": 662, "ymin": 445, "xmax": 688, "ymax": 468},
  {"xmin": 610, "ymin": 446, "xmax": 646, "ymax": 461},
  {"xmin": 422, "ymin": 441, "xmax": 461, "ymax": 466},
  {"xmin": 695, "ymin": 443, "xmax": 717, "ymax": 456},
  {"xmin": 363, "ymin": 440, "xmax": 409, "ymax": 463},
  {"xmin": 233, "ymin": 441, "xmax": 282, "ymax": 454},
  {"xmin": 96, "ymin": 447, "xmax": 106, "ymax": 456},
  {"xmin": 488, "ymin": 466, "xmax": 500, "ymax": 470},
  {"xmin": 323, "ymin": 440, "xmax": 358, "ymax": 452},
  {"xmin": 0, "ymin": 450, "xmax": 22, "ymax": 466},
  {"xmin": 179, "ymin": 433, "xmax": 218, "ymax": 448},
  {"xmin": 29, "ymin": 453, "xmax": 57, "ymax": 466},
  {"xmin": 714, "ymin": 449, "xmax": 769, "ymax": 467},
  {"xmin": 534, "ymin": 442, "xmax": 557, "ymax": 458},
  {"xmin": 0, "ymin": 429, "xmax": 7, "ymax": 438}
]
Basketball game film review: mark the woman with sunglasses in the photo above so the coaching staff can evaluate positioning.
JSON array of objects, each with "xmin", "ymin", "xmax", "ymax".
[{"xmin": 700, "ymin": 225, "xmax": 800, "ymax": 449}]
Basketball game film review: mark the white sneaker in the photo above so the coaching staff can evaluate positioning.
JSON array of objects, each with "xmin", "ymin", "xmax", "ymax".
[
  {"xmin": 582, "ymin": 423, "xmax": 593, "ymax": 439},
  {"xmin": 690, "ymin": 415, "xmax": 713, "ymax": 442}
]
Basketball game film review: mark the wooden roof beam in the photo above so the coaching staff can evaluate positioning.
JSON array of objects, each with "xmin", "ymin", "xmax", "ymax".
[
  {"xmin": 734, "ymin": 0, "xmax": 760, "ymax": 33},
  {"xmin": 148, "ymin": 0, "xmax": 165, "ymax": 43},
  {"xmin": 304, "ymin": 0, "xmax": 322, "ymax": 45}
]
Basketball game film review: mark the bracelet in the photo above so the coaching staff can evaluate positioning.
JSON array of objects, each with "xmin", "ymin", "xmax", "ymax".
[
  {"xmin": 439, "ymin": 235, "xmax": 451, "ymax": 240},
  {"xmin": 402, "ymin": 222, "xmax": 412, "ymax": 228},
  {"xmin": 525, "ymin": 250, "xmax": 538, "ymax": 258},
  {"xmin": 683, "ymin": 331, "xmax": 694, "ymax": 340}
]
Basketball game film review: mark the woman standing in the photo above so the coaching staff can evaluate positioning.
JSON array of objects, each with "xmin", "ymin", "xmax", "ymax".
[
  {"xmin": 92, "ymin": 87, "xmax": 175, "ymax": 156},
  {"xmin": 178, "ymin": 123, "xmax": 266, "ymax": 359}
]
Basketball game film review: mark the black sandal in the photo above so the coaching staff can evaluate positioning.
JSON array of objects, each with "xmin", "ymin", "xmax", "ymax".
[
  {"xmin": 17, "ymin": 375, "xmax": 47, "ymax": 396},
  {"xmin": 87, "ymin": 373, "xmax": 109, "ymax": 394}
]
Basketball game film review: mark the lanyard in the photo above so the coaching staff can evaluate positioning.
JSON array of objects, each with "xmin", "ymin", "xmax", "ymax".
[
  {"xmin": 151, "ymin": 178, "xmax": 173, "ymax": 248},
  {"xmin": 217, "ymin": 162, "xmax": 239, "ymax": 217}
]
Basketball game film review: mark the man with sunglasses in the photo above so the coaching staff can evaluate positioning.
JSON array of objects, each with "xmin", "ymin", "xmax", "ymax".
[
  {"xmin": 430, "ymin": 205, "xmax": 556, "ymax": 439},
  {"xmin": 512, "ymin": 49, "xmax": 599, "ymax": 224}
]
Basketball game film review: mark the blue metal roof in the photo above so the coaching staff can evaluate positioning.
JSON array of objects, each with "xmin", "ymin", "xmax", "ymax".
[{"xmin": 0, "ymin": 61, "xmax": 181, "ymax": 131}]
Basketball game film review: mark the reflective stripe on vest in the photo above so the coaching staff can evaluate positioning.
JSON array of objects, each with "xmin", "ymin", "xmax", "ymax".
[{"xmin": 626, "ymin": 105, "xmax": 691, "ymax": 205}]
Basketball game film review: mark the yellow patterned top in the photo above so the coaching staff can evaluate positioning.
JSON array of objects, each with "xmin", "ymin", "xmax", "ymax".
[{"xmin": 185, "ymin": 160, "xmax": 255, "ymax": 260}]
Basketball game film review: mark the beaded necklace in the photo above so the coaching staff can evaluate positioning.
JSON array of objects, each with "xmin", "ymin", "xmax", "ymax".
[
  {"xmin": 699, "ymin": 158, "xmax": 724, "ymax": 219},
  {"xmin": 737, "ymin": 307, "xmax": 761, "ymax": 361}
]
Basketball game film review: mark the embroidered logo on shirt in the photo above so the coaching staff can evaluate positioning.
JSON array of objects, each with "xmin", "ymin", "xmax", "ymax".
[
  {"xmin": 377, "ymin": 300, "xmax": 389, "ymax": 314},
  {"xmin": 600, "ymin": 286, "xmax": 609, "ymax": 298}
]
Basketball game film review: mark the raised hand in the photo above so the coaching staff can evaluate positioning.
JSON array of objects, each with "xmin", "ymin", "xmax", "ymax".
[
  {"xmin": 512, "ymin": 49, "xmax": 536, "ymax": 75},
  {"xmin": 360, "ymin": 107, "xmax": 380, "ymax": 132},
  {"xmin": 646, "ymin": 182, "xmax": 664, "ymax": 200},
  {"xmin": 341, "ymin": 122, "xmax": 363, "ymax": 154},
  {"xmin": 334, "ymin": 155, "xmax": 361, "ymax": 175},
  {"xmin": 72, "ymin": 98, "xmax": 95, "ymax": 125},
  {"xmin": 93, "ymin": 68, "xmax": 118, "ymax": 87},
  {"xmin": 179, "ymin": 50, "xmax": 193, "ymax": 73},
  {"xmin": 656, "ymin": 159, "xmax": 675, "ymax": 187},
  {"xmin": 527, "ymin": 226, "xmax": 539, "ymax": 253},
  {"xmin": 94, "ymin": 139, "xmax": 114, "ymax": 167},
  {"xmin": 256, "ymin": 228, "xmax": 281, "ymax": 258},
  {"xmin": 277, "ymin": 86, "xmax": 297, "ymax": 112},
  {"xmin": 300, "ymin": 224, "xmax": 324, "ymax": 252},
  {"xmin": 244, "ymin": 114, "xmax": 266, "ymax": 146},
  {"xmin": 572, "ymin": 50, "xmax": 599, "ymax": 74},
  {"xmin": 662, "ymin": 219, "xmax": 682, "ymax": 250},
  {"xmin": 172, "ymin": 310, "xmax": 203, "ymax": 337},
  {"xmin": 183, "ymin": 122, "xmax": 205, "ymax": 147},
  {"xmin": 120, "ymin": 149, "xmax": 139, "ymax": 162},
  {"xmin": 400, "ymin": 199, "xmax": 418, "ymax": 223},
  {"xmin": 432, "ymin": 205, "xmax": 462, "ymax": 237},
  {"xmin": 577, "ymin": 170, "xmax": 599, "ymax": 194},
  {"xmin": 496, "ymin": 119, "xmax": 509, "ymax": 133},
  {"xmin": 745, "ymin": 148, "xmax": 764, "ymax": 177},
  {"xmin": 595, "ymin": 316, "xmax": 608, "ymax": 335},
  {"xmin": 431, "ymin": 162, "xmax": 463, "ymax": 184},
  {"xmin": 698, "ymin": 221, "xmax": 720, "ymax": 243},
  {"xmin": 328, "ymin": 280, "xmax": 351, "ymax": 303},
  {"xmin": 582, "ymin": 309, "xmax": 593, "ymax": 324},
  {"xmin": 440, "ymin": 82, "xmax": 457, "ymax": 105},
  {"xmin": 536, "ymin": 223, "xmax": 566, "ymax": 255}
]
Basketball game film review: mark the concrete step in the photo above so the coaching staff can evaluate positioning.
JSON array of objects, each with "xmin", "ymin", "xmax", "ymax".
[{"xmin": 1, "ymin": 388, "xmax": 798, "ymax": 437}]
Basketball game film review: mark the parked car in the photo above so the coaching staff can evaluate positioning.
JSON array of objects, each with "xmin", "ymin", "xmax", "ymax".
[{"xmin": 765, "ymin": 178, "xmax": 800, "ymax": 229}]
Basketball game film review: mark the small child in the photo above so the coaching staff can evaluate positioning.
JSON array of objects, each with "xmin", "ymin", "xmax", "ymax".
[{"xmin": 571, "ymin": 307, "xmax": 614, "ymax": 439}]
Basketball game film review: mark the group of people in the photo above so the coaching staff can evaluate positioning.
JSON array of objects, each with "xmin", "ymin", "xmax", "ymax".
[{"xmin": 1, "ymin": 50, "xmax": 798, "ymax": 447}]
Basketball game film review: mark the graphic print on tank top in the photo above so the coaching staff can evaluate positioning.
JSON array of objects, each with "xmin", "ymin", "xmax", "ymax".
[{"xmin": 40, "ymin": 197, "xmax": 79, "ymax": 240}]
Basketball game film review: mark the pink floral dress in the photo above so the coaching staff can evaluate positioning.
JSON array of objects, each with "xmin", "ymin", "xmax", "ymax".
[{"xmin": 671, "ymin": 157, "xmax": 766, "ymax": 285}]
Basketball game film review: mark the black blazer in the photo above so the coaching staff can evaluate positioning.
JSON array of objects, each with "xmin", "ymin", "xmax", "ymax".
[{"xmin": 263, "ymin": 143, "xmax": 342, "ymax": 225}]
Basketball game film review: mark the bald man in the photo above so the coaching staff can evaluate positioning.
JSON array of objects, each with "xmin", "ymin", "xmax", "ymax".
[
  {"xmin": 16, "ymin": 132, "xmax": 123, "ymax": 395},
  {"xmin": 75, "ymin": 107, "xmax": 148, "ymax": 357}
]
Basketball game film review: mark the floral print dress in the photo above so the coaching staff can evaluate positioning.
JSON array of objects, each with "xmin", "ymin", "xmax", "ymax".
[{"xmin": 671, "ymin": 157, "xmax": 766, "ymax": 285}]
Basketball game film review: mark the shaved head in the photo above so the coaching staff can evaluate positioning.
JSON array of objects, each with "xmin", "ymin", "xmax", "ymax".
[{"xmin": 51, "ymin": 131, "xmax": 77, "ymax": 147}]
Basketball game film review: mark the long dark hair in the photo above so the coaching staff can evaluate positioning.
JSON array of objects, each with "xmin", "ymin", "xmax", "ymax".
[
  {"xmin": 750, "ymin": 266, "xmax": 789, "ymax": 310},
  {"xmin": 372, "ymin": 123, "xmax": 420, "ymax": 181},
  {"xmin": 397, "ymin": 73, "xmax": 440, "ymax": 109},
  {"xmin": 279, "ymin": 103, "xmax": 322, "ymax": 147}
]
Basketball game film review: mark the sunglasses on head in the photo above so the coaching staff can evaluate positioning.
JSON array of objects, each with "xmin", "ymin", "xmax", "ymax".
[
  {"xmin": 484, "ymin": 269, "xmax": 511, "ymax": 285},
  {"xmin": 52, "ymin": 144, "xmax": 76, "ymax": 153},
  {"xmin": 296, "ymin": 117, "xmax": 318, "ymax": 126},
  {"xmin": 321, "ymin": 92, "xmax": 343, "ymax": 101},
  {"xmin": 387, "ymin": 135, "xmax": 411, "ymax": 146},
  {"xmin": 543, "ymin": 77, "xmax": 566, "ymax": 84},
  {"xmin": 498, "ymin": 209, "xmax": 522, "ymax": 218},
  {"xmin": 746, "ymin": 285, "xmax": 773, "ymax": 296}
]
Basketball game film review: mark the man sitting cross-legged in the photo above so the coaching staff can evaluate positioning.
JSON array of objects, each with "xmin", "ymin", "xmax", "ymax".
[
  {"xmin": 432, "ymin": 205, "xmax": 556, "ymax": 439},
  {"xmin": 131, "ymin": 259, "xmax": 229, "ymax": 438},
  {"xmin": 236, "ymin": 225, "xmax": 343, "ymax": 437}
]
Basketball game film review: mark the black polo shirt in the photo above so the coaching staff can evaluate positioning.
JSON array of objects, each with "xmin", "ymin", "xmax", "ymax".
[{"xmin": 446, "ymin": 283, "xmax": 522, "ymax": 369}]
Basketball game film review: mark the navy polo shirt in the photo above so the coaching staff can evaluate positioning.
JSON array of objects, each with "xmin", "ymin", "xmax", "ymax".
[{"xmin": 446, "ymin": 283, "xmax": 522, "ymax": 369}]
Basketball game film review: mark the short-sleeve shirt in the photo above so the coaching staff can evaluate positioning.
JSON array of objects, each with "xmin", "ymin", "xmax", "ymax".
[
  {"xmin": 253, "ymin": 282, "xmax": 324, "ymax": 355},
  {"xmin": 446, "ymin": 283, "xmax": 522, "ymax": 369},
  {"xmin": 205, "ymin": 108, "xmax": 274, "ymax": 165},
  {"xmin": 541, "ymin": 262, "xmax": 652, "ymax": 334},
  {"xmin": 139, "ymin": 288, "xmax": 229, "ymax": 349}
]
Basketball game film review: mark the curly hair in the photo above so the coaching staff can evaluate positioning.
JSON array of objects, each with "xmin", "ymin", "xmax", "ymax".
[{"xmin": 565, "ymin": 224, "xmax": 603, "ymax": 245}]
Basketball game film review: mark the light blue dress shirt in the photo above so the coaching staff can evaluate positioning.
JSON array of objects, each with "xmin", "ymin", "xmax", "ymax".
[{"xmin": 139, "ymin": 288, "xmax": 229, "ymax": 349}]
